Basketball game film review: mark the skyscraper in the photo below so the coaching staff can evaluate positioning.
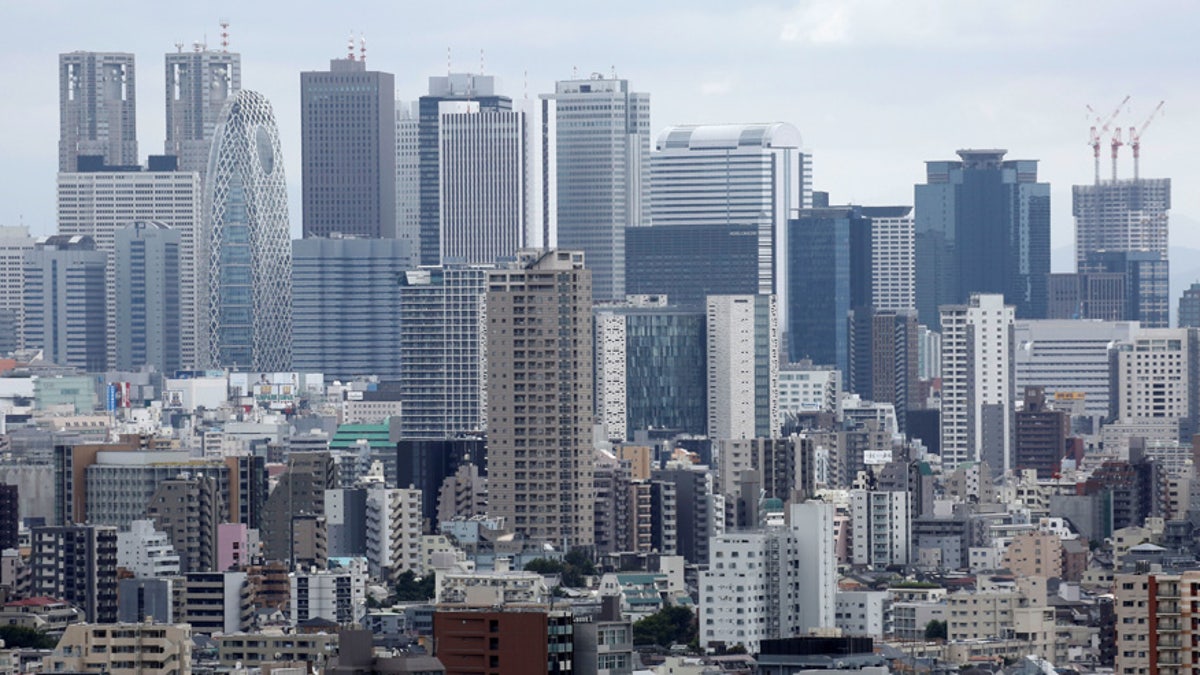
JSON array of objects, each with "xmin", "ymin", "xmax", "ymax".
[
  {"xmin": 1085, "ymin": 250, "xmax": 1169, "ymax": 328},
  {"xmin": 57, "ymin": 167, "xmax": 202, "ymax": 368},
  {"xmin": 436, "ymin": 98, "xmax": 554, "ymax": 264},
  {"xmin": 200, "ymin": 90, "xmax": 292, "ymax": 371},
  {"xmin": 543, "ymin": 75, "xmax": 650, "ymax": 301},
  {"xmin": 416, "ymin": 75, "xmax": 512, "ymax": 264},
  {"xmin": 650, "ymin": 123, "xmax": 811, "ymax": 331},
  {"xmin": 1074, "ymin": 179, "xmax": 1170, "ymax": 267},
  {"xmin": 848, "ymin": 309, "xmax": 919, "ymax": 434},
  {"xmin": 301, "ymin": 55, "xmax": 396, "ymax": 239},
  {"xmin": 22, "ymin": 235, "xmax": 107, "ymax": 372},
  {"xmin": 939, "ymin": 294, "xmax": 1015, "ymax": 473},
  {"xmin": 114, "ymin": 221, "xmax": 181, "ymax": 374},
  {"xmin": 291, "ymin": 237, "xmax": 414, "ymax": 380},
  {"xmin": 486, "ymin": 250, "xmax": 594, "ymax": 547},
  {"xmin": 706, "ymin": 295, "xmax": 779, "ymax": 440},
  {"xmin": 165, "ymin": 44, "xmax": 241, "ymax": 176},
  {"xmin": 870, "ymin": 208, "xmax": 916, "ymax": 312},
  {"xmin": 786, "ymin": 205, "xmax": 874, "ymax": 370},
  {"xmin": 0, "ymin": 226, "xmax": 35, "ymax": 357},
  {"xmin": 396, "ymin": 265, "xmax": 490, "ymax": 438},
  {"xmin": 915, "ymin": 150, "xmax": 1051, "ymax": 327},
  {"xmin": 625, "ymin": 222, "xmax": 760, "ymax": 309},
  {"xmin": 1180, "ymin": 283, "xmax": 1200, "ymax": 328},
  {"xmin": 59, "ymin": 52, "xmax": 137, "ymax": 172}
]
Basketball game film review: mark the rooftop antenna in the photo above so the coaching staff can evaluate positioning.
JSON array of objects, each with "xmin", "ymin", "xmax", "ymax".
[
  {"xmin": 611, "ymin": 65, "xmax": 617, "ymax": 79},
  {"xmin": 523, "ymin": 69, "xmax": 528, "ymax": 99},
  {"xmin": 447, "ymin": 47, "xmax": 452, "ymax": 75},
  {"xmin": 572, "ymin": 65, "xmax": 578, "ymax": 79},
  {"xmin": 360, "ymin": 36, "xmax": 366, "ymax": 65},
  {"xmin": 220, "ymin": 19, "xmax": 230, "ymax": 52},
  {"xmin": 175, "ymin": 42, "xmax": 184, "ymax": 54},
  {"xmin": 347, "ymin": 32, "xmax": 355, "ymax": 60},
  {"xmin": 480, "ymin": 48, "xmax": 485, "ymax": 76}
]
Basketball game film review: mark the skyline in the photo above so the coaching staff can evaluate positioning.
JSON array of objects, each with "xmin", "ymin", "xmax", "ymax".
[{"xmin": 2, "ymin": 1, "xmax": 1196, "ymax": 264}]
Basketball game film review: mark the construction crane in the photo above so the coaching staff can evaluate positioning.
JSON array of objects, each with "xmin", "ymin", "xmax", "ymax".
[
  {"xmin": 1129, "ymin": 100, "xmax": 1166, "ymax": 180},
  {"xmin": 1087, "ymin": 95, "xmax": 1129, "ymax": 184},
  {"xmin": 1110, "ymin": 126, "xmax": 1123, "ymax": 182}
]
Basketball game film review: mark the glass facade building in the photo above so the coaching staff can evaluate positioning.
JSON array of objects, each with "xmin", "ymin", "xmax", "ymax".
[
  {"xmin": 625, "ymin": 222, "xmax": 759, "ymax": 310},
  {"xmin": 291, "ymin": 237, "xmax": 413, "ymax": 380},
  {"xmin": 201, "ymin": 90, "xmax": 292, "ymax": 371},
  {"xmin": 114, "ymin": 221, "xmax": 181, "ymax": 374},
  {"xmin": 595, "ymin": 302, "xmax": 707, "ymax": 440},
  {"xmin": 22, "ymin": 235, "xmax": 107, "ymax": 372},
  {"xmin": 786, "ymin": 206, "xmax": 873, "ymax": 371},
  {"xmin": 1085, "ymin": 250, "xmax": 1169, "ymax": 328},
  {"xmin": 915, "ymin": 149, "xmax": 1051, "ymax": 327}
]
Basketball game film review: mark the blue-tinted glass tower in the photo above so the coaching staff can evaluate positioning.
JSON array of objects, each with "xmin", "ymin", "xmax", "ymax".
[{"xmin": 915, "ymin": 149, "xmax": 1051, "ymax": 328}]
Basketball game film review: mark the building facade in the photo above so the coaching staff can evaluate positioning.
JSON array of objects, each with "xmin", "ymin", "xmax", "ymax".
[
  {"xmin": 200, "ymin": 89, "xmax": 292, "ymax": 371},
  {"xmin": 301, "ymin": 57, "xmax": 395, "ymax": 238},
  {"xmin": 706, "ymin": 295, "xmax": 778, "ymax": 440},
  {"xmin": 59, "ymin": 51, "xmax": 137, "ymax": 172},
  {"xmin": 486, "ymin": 250, "xmax": 594, "ymax": 547},
  {"xmin": 543, "ymin": 75, "xmax": 650, "ymax": 301},
  {"xmin": 31, "ymin": 525, "xmax": 118, "ymax": 623},
  {"xmin": 624, "ymin": 222, "xmax": 760, "ymax": 309},
  {"xmin": 165, "ymin": 45, "xmax": 241, "ymax": 176},
  {"xmin": 114, "ymin": 221, "xmax": 181, "ymax": 373},
  {"xmin": 22, "ymin": 235, "xmax": 107, "ymax": 371},
  {"xmin": 915, "ymin": 149, "xmax": 1051, "ymax": 327}
]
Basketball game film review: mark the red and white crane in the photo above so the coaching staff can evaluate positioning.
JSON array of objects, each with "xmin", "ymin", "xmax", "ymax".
[
  {"xmin": 1129, "ymin": 100, "xmax": 1166, "ymax": 180},
  {"xmin": 1086, "ymin": 95, "xmax": 1128, "ymax": 184}
]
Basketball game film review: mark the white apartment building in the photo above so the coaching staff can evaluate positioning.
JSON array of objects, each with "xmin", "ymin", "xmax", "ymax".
[
  {"xmin": 946, "ymin": 576, "xmax": 1054, "ymax": 661},
  {"xmin": 834, "ymin": 590, "xmax": 892, "ymax": 637},
  {"xmin": 700, "ymin": 501, "xmax": 834, "ymax": 654},
  {"xmin": 57, "ymin": 170, "xmax": 202, "ymax": 368},
  {"xmin": 706, "ymin": 295, "xmax": 779, "ymax": 440},
  {"xmin": 917, "ymin": 325, "xmax": 941, "ymax": 381},
  {"xmin": 778, "ymin": 363, "xmax": 842, "ymax": 416},
  {"xmin": 365, "ymin": 486, "xmax": 422, "ymax": 585},
  {"xmin": 870, "ymin": 211, "xmax": 916, "ymax": 312},
  {"xmin": 1014, "ymin": 319, "xmax": 1139, "ymax": 418},
  {"xmin": 290, "ymin": 559, "xmax": 367, "ymax": 626},
  {"xmin": 940, "ymin": 294, "xmax": 1014, "ymax": 472},
  {"xmin": 1113, "ymin": 328, "xmax": 1193, "ymax": 425},
  {"xmin": 850, "ymin": 490, "xmax": 911, "ymax": 568},
  {"xmin": 116, "ymin": 519, "xmax": 181, "ymax": 578}
]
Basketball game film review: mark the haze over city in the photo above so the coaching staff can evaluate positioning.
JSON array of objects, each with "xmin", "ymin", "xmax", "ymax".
[{"xmin": 2, "ymin": 0, "xmax": 1197, "ymax": 261}]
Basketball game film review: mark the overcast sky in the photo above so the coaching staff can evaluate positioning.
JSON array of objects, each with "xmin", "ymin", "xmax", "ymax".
[{"xmin": 3, "ymin": 1, "xmax": 1197, "ymax": 268}]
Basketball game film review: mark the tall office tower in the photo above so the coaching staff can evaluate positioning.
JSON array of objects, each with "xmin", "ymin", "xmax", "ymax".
[
  {"xmin": 1074, "ymin": 178, "xmax": 1170, "ymax": 264},
  {"xmin": 594, "ymin": 298, "xmax": 708, "ymax": 441},
  {"xmin": 147, "ymin": 473, "xmax": 226, "ymax": 574},
  {"xmin": 291, "ymin": 237, "xmax": 413, "ymax": 380},
  {"xmin": 300, "ymin": 55, "xmax": 395, "ymax": 238},
  {"xmin": 395, "ymin": 265, "xmax": 490, "ymax": 438},
  {"xmin": 849, "ymin": 490, "xmax": 911, "ymax": 568},
  {"xmin": 870, "ymin": 207, "xmax": 916, "ymax": 311},
  {"xmin": 261, "ymin": 452, "xmax": 337, "ymax": 567},
  {"xmin": 542, "ymin": 75, "xmax": 650, "ymax": 301},
  {"xmin": 57, "ymin": 167, "xmax": 201, "ymax": 367},
  {"xmin": 165, "ymin": 45, "xmax": 240, "ymax": 175},
  {"xmin": 200, "ymin": 90, "xmax": 292, "ymax": 371},
  {"xmin": 1013, "ymin": 387, "xmax": 1069, "ymax": 479},
  {"xmin": 786, "ymin": 205, "xmax": 874, "ymax": 370},
  {"xmin": 416, "ymin": 74, "xmax": 512, "ymax": 264},
  {"xmin": 915, "ymin": 149, "xmax": 1051, "ymax": 327},
  {"xmin": 1180, "ymin": 283, "xmax": 1200, "ymax": 328},
  {"xmin": 706, "ymin": 295, "xmax": 778, "ymax": 440},
  {"xmin": 437, "ymin": 98, "xmax": 554, "ymax": 263},
  {"xmin": 1014, "ymin": 320, "xmax": 1139, "ymax": 419},
  {"xmin": 486, "ymin": 250, "xmax": 594, "ymax": 547},
  {"xmin": 625, "ymin": 223, "xmax": 760, "ymax": 309},
  {"xmin": 939, "ymin": 294, "xmax": 1015, "ymax": 473},
  {"xmin": 1046, "ymin": 271, "xmax": 1128, "ymax": 320},
  {"xmin": 21, "ymin": 235, "xmax": 107, "ymax": 371},
  {"xmin": 650, "ymin": 123, "xmax": 811, "ymax": 334},
  {"xmin": 0, "ymin": 226, "xmax": 35, "ymax": 356},
  {"xmin": 848, "ymin": 309, "xmax": 919, "ymax": 433},
  {"xmin": 114, "ymin": 222, "xmax": 181, "ymax": 373},
  {"xmin": 31, "ymin": 524, "xmax": 119, "ymax": 623},
  {"xmin": 1085, "ymin": 250, "xmax": 1169, "ymax": 327},
  {"xmin": 395, "ymin": 101, "xmax": 419, "ymax": 249},
  {"xmin": 59, "ymin": 52, "xmax": 137, "ymax": 172}
]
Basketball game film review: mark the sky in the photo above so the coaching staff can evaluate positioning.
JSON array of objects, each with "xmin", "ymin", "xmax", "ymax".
[{"xmin": 3, "ymin": 0, "xmax": 1198, "ymax": 271}]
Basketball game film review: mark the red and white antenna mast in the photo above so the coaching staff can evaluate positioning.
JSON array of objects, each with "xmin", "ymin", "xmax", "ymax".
[
  {"xmin": 1129, "ymin": 100, "xmax": 1165, "ymax": 180},
  {"xmin": 347, "ymin": 32, "xmax": 356, "ymax": 60},
  {"xmin": 360, "ymin": 36, "xmax": 367, "ymax": 65},
  {"xmin": 220, "ymin": 19, "xmax": 230, "ymax": 52}
]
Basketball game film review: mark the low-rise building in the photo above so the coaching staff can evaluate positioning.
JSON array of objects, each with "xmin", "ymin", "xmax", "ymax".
[
  {"xmin": 834, "ymin": 590, "xmax": 892, "ymax": 638},
  {"xmin": 215, "ymin": 630, "xmax": 339, "ymax": 668},
  {"xmin": 42, "ymin": 622, "xmax": 191, "ymax": 675}
]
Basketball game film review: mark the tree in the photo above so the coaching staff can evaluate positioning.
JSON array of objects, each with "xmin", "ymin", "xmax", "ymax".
[
  {"xmin": 633, "ymin": 606, "xmax": 697, "ymax": 647},
  {"xmin": 0, "ymin": 625, "xmax": 57, "ymax": 649},
  {"xmin": 524, "ymin": 549, "xmax": 596, "ymax": 588},
  {"xmin": 394, "ymin": 570, "xmax": 436, "ymax": 601},
  {"xmin": 924, "ymin": 619, "xmax": 947, "ymax": 640}
]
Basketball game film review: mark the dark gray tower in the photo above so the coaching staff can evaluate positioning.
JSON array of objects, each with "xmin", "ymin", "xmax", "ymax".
[
  {"xmin": 22, "ymin": 235, "xmax": 107, "ymax": 371},
  {"xmin": 301, "ymin": 53, "xmax": 396, "ymax": 238},
  {"xmin": 59, "ymin": 52, "xmax": 138, "ymax": 171}
]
